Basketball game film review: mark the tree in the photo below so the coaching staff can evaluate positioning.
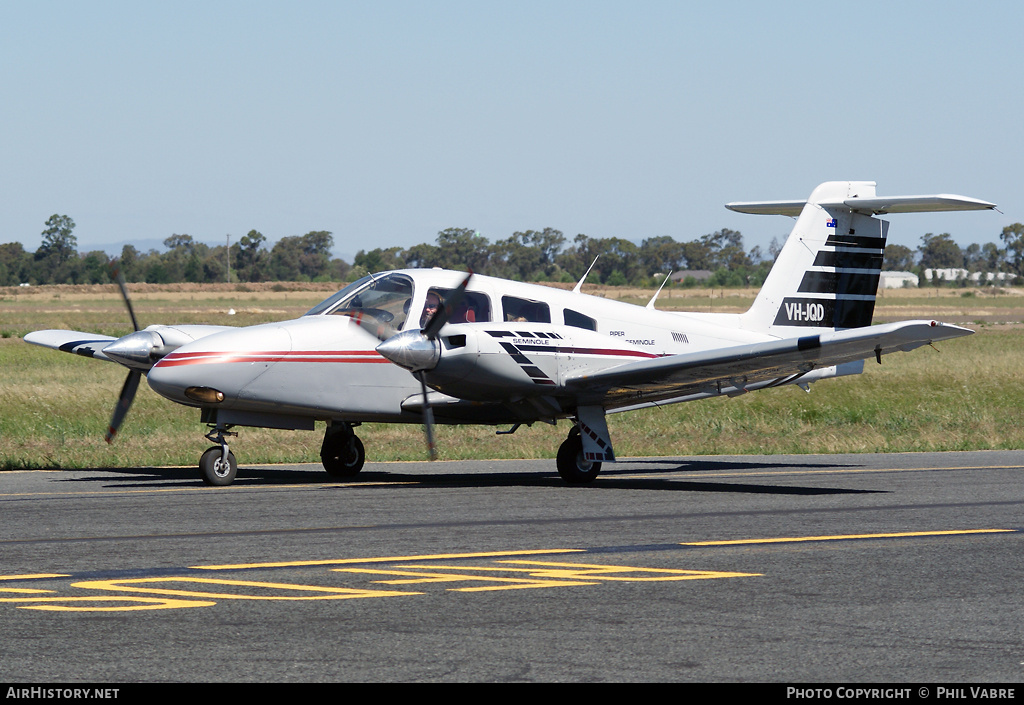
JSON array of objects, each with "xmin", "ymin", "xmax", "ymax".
[
  {"xmin": 162, "ymin": 234, "xmax": 203, "ymax": 282},
  {"xmin": 0, "ymin": 242, "xmax": 32, "ymax": 285},
  {"xmin": 237, "ymin": 230, "xmax": 268, "ymax": 281},
  {"xmin": 297, "ymin": 230, "xmax": 334, "ymax": 280},
  {"xmin": 37, "ymin": 214, "xmax": 77, "ymax": 266},
  {"xmin": 163, "ymin": 233, "xmax": 196, "ymax": 253},
  {"xmin": 268, "ymin": 236, "xmax": 303, "ymax": 280},
  {"xmin": 681, "ymin": 229, "xmax": 750, "ymax": 271},
  {"xmin": 493, "ymin": 229, "xmax": 565, "ymax": 281},
  {"xmin": 883, "ymin": 244, "xmax": 915, "ymax": 271},
  {"xmin": 982, "ymin": 242, "xmax": 1006, "ymax": 272},
  {"xmin": 639, "ymin": 235, "xmax": 684, "ymax": 275},
  {"xmin": 119, "ymin": 244, "xmax": 140, "ymax": 282},
  {"xmin": 78, "ymin": 251, "xmax": 111, "ymax": 284},
  {"xmin": 555, "ymin": 235, "xmax": 640, "ymax": 284},
  {"xmin": 354, "ymin": 246, "xmax": 405, "ymax": 273},
  {"xmin": 918, "ymin": 233, "xmax": 963, "ymax": 270},
  {"xmin": 1000, "ymin": 223, "xmax": 1024, "ymax": 275},
  {"xmin": 402, "ymin": 242, "xmax": 441, "ymax": 269},
  {"xmin": 433, "ymin": 228, "xmax": 492, "ymax": 272}
]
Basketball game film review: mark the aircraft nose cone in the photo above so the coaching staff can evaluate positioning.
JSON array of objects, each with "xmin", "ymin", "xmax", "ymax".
[
  {"xmin": 103, "ymin": 330, "xmax": 166, "ymax": 369},
  {"xmin": 146, "ymin": 323, "xmax": 292, "ymax": 406},
  {"xmin": 376, "ymin": 330, "xmax": 440, "ymax": 372}
]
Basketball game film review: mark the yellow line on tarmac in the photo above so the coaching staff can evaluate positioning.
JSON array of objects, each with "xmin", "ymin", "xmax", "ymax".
[
  {"xmin": 0, "ymin": 574, "xmax": 70, "ymax": 580},
  {"xmin": 194, "ymin": 548, "xmax": 585, "ymax": 571},
  {"xmin": 681, "ymin": 529, "xmax": 1015, "ymax": 546}
]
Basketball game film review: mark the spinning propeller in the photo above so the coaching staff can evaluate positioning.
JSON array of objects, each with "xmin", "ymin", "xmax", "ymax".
[
  {"xmin": 100, "ymin": 261, "xmax": 170, "ymax": 443},
  {"xmin": 373, "ymin": 271, "xmax": 474, "ymax": 460}
]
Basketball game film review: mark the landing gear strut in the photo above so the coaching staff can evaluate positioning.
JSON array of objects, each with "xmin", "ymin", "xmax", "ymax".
[
  {"xmin": 556, "ymin": 425, "xmax": 601, "ymax": 484},
  {"xmin": 321, "ymin": 422, "xmax": 365, "ymax": 478},
  {"xmin": 200, "ymin": 425, "xmax": 238, "ymax": 486}
]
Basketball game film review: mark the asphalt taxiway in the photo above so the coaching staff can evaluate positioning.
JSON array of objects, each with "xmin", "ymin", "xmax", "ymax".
[{"xmin": 1, "ymin": 450, "xmax": 1022, "ymax": 682}]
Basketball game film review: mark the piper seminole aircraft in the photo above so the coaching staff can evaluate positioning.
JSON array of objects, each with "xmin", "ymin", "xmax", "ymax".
[{"xmin": 26, "ymin": 181, "xmax": 996, "ymax": 486}]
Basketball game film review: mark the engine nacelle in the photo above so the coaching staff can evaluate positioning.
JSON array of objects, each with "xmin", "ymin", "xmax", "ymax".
[{"xmin": 423, "ymin": 322, "xmax": 659, "ymax": 402}]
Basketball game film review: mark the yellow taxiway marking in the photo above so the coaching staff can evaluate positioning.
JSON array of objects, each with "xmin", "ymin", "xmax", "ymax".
[
  {"xmin": 71, "ymin": 577, "xmax": 419, "ymax": 601},
  {"xmin": 498, "ymin": 560, "xmax": 759, "ymax": 582},
  {"xmin": 194, "ymin": 548, "xmax": 585, "ymax": 571},
  {"xmin": 0, "ymin": 596, "xmax": 215, "ymax": 612},
  {"xmin": 2, "ymin": 529, "xmax": 1009, "ymax": 612},
  {"xmin": 337, "ymin": 560, "xmax": 761, "ymax": 592},
  {"xmin": 681, "ymin": 529, "xmax": 1015, "ymax": 546},
  {"xmin": 337, "ymin": 566, "xmax": 599, "ymax": 591}
]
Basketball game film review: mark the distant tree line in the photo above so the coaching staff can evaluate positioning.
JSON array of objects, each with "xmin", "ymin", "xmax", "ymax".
[
  {"xmin": 2, "ymin": 214, "xmax": 1023, "ymax": 288},
  {"xmin": 884, "ymin": 225, "xmax": 1024, "ymax": 280}
]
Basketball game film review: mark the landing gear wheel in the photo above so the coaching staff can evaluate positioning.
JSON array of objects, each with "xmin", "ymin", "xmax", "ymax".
[
  {"xmin": 556, "ymin": 432, "xmax": 601, "ymax": 484},
  {"xmin": 321, "ymin": 433, "xmax": 365, "ymax": 477},
  {"xmin": 200, "ymin": 446, "xmax": 237, "ymax": 486}
]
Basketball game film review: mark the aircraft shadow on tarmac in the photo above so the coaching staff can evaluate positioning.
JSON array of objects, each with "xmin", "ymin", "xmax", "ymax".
[{"xmin": 59, "ymin": 458, "xmax": 882, "ymax": 496}]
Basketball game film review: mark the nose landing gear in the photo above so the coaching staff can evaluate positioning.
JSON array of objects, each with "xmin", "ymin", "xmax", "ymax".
[{"xmin": 200, "ymin": 425, "xmax": 238, "ymax": 486}]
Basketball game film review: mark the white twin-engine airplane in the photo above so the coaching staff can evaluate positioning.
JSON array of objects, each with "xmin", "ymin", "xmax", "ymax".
[{"xmin": 26, "ymin": 181, "xmax": 996, "ymax": 486}]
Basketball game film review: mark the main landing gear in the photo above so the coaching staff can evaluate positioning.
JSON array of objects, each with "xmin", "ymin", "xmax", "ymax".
[
  {"xmin": 556, "ymin": 425, "xmax": 601, "ymax": 484},
  {"xmin": 320, "ymin": 422, "xmax": 366, "ymax": 478},
  {"xmin": 197, "ymin": 422, "xmax": 366, "ymax": 486}
]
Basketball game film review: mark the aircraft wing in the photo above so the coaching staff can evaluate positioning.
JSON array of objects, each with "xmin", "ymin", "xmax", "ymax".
[
  {"xmin": 24, "ymin": 325, "xmax": 236, "ymax": 367},
  {"xmin": 564, "ymin": 320, "xmax": 972, "ymax": 408},
  {"xmin": 24, "ymin": 330, "xmax": 119, "ymax": 361}
]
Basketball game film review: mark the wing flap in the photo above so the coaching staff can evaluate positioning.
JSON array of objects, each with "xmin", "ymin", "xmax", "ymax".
[{"xmin": 565, "ymin": 320, "xmax": 972, "ymax": 407}]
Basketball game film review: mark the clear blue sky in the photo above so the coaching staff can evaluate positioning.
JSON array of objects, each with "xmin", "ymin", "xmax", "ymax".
[{"xmin": 2, "ymin": 0, "xmax": 1020, "ymax": 261}]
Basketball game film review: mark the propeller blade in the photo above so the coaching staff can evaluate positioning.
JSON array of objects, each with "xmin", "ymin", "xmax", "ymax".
[
  {"xmin": 416, "ymin": 371, "xmax": 438, "ymax": 461},
  {"xmin": 109, "ymin": 259, "xmax": 140, "ymax": 332},
  {"xmin": 422, "ymin": 270, "xmax": 472, "ymax": 340},
  {"xmin": 379, "ymin": 270, "xmax": 471, "ymax": 460},
  {"xmin": 105, "ymin": 369, "xmax": 142, "ymax": 444}
]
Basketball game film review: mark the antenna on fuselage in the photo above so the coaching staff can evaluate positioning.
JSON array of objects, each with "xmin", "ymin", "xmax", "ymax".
[
  {"xmin": 646, "ymin": 271, "xmax": 673, "ymax": 310},
  {"xmin": 572, "ymin": 256, "xmax": 600, "ymax": 294}
]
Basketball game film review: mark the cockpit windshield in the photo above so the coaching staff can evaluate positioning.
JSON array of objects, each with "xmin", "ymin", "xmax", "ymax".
[{"xmin": 304, "ymin": 273, "xmax": 415, "ymax": 331}]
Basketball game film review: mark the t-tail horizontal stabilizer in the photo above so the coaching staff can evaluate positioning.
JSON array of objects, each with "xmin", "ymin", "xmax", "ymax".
[{"xmin": 729, "ymin": 182, "xmax": 996, "ymax": 336}]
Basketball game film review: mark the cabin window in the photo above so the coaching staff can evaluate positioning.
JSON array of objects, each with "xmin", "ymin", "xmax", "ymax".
[
  {"xmin": 563, "ymin": 308, "xmax": 596, "ymax": 331},
  {"xmin": 304, "ymin": 275, "xmax": 373, "ymax": 316},
  {"xmin": 306, "ymin": 273, "xmax": 415, "ymax": 331},
  {"xmin": 501, "ymin": 296, "xmax": 551, "ymax": 323},
  {"xmin": 422, "ymin": 288, "xmax": 491, "ymax": 328}
]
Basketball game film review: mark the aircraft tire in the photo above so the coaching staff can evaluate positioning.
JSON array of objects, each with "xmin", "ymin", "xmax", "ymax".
[
  {"xmin": 556, "ymin": 435, "xmax": 601, "ymax": 484},
  {"xmin": 321, "ymin": 434, "xmax": 365, "ymax": 477},
  {"xmin": 200, "ymin": 446, "xmax": 237, "ymax": 486}
]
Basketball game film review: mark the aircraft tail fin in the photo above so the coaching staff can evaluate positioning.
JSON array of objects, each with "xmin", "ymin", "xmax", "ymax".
[{"xmin": 730, "ymin": 181, "xmax": 995, "ymax": 335}]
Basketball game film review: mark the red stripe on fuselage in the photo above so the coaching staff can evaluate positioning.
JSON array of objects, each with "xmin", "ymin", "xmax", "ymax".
[{"xmin": 154, "ymin": 350, "xmax": 388, "ymax": 367}]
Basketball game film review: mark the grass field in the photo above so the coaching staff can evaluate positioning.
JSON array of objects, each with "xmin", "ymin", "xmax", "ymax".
[{"xmin": 2, "ymin": 282, "xmax": 1023, "ymax": 470}]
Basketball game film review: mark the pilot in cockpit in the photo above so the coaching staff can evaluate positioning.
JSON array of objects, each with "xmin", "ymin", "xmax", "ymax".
[{"xmin": 420, "ymin": 291, "xmax": 442, "ymax": 327}]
